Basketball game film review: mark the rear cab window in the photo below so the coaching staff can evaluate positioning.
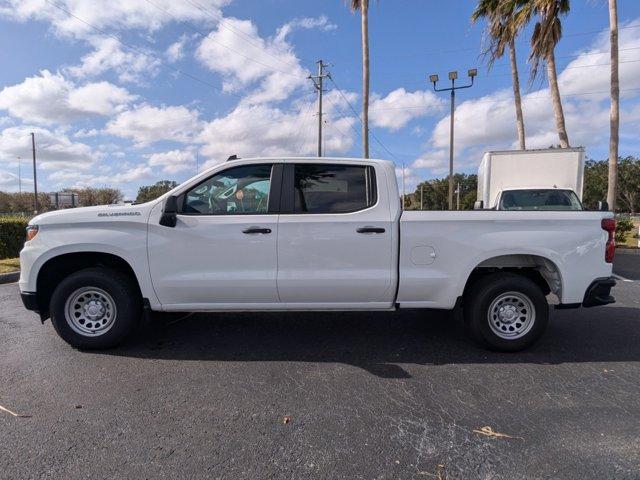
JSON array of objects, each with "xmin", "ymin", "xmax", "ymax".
[{"xmin": 289, "ymin": 163, "xmax": 377, "ymax": 214}]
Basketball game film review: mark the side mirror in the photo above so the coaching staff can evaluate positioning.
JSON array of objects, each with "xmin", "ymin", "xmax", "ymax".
[
  {"xmin": 473, "ymin": 200, "xmax": 484, "ymax": 210},
  {"xmin": 597, "ymin": 200, "xmax": 609, "ymax": 212},
  {"xmin": 159, "ymin": 195, "xmax": 178, "ymax": 227}
]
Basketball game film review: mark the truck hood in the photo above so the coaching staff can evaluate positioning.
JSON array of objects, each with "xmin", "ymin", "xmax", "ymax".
[{"xmin": 30, "ymin": 202, "xmax": 157, "ymax": 225}]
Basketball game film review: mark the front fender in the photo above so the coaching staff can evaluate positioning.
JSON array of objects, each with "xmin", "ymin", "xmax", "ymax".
[{"xmin": 19, "ymin": 224, "xmax": 159, "ymax": 309}]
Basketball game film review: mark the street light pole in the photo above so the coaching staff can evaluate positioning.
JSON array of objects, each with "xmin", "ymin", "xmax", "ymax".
[
  {"xmin": 31, "ymin": 132, "xmax": 39, "ymax": 214},
  {"xmin": 17, "ymin": 156, "xmax": 22, "ymax": 194},
  {"xmin": 429, "ymin": 69, "xmax": 477, "ymax": 210}
]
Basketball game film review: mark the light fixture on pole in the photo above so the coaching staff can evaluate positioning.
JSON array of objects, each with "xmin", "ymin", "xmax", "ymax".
[{"xmin": 430, "ymin": 68, "xmax": 477, "ymax": 210}]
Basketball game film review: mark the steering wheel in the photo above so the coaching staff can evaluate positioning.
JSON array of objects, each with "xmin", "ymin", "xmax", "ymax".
[{"xmin": 208, "ymin": 195, "xmax": 225, "ymax": 213}]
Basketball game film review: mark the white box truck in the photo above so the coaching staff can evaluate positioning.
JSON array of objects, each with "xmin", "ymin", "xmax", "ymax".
[{"xmin": 477, "ymin": 148, "xmax": 585, "ymax": 210}]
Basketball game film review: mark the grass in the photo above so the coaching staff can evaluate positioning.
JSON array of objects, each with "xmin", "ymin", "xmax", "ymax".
[{"xmin": 0, "ymin": 258, "xmax": 20, "ymax": 274}]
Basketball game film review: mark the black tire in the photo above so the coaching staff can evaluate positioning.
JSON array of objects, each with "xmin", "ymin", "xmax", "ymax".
[
  {"xmin": 50, "ymin": 267, "xmax": 142, "ymax": 349},
  {"xmin": 463, "ymin": 272, "xmax": 549, "ymax": 352}
]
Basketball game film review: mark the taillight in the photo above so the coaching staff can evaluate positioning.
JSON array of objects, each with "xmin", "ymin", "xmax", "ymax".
[
  {"xmin": 26, "ymin": 225, "xmax": 39, "ymax": 241},
  {"xmin": 601, "ymin": 218, "xmax": 616, "ymax": 263}
]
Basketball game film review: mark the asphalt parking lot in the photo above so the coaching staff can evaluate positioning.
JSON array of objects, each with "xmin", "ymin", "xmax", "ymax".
[{"xmin": 1, "ymin": 258, "xmax": 639, "ymax": 480}]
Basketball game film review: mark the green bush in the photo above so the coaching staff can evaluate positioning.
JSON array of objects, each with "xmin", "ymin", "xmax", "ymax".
[
  {"xmin": 0, "ymin": 216, "xmax": 29, "ymax": 259},
  {"xmin": 615, "ymin": 217, "xmax": 635, "ymax": 244}
]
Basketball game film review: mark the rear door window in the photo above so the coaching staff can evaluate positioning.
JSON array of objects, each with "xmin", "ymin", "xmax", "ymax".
[{"xmin": 293, "ymin": 164, "xmax": 376, "ymax": 214}]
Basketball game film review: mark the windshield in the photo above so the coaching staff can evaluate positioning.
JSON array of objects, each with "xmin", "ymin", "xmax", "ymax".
[{"xmin": 499, "ymin": 189, "xmax": 583, "ymax": 211}]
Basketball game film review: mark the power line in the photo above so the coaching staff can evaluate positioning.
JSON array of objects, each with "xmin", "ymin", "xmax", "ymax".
[
  {"xmin": 291, "ymin": 98, "xmax": 317, "ymax": 154},
  {"xmin": 328, "ymin": 76, "xmax": 401, "ymax": 162},
  {"xmin": 323, "ymin": 88, "xmax": 386, "ymax": 158}
]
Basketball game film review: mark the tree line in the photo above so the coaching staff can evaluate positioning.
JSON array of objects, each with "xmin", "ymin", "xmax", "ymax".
[{"xmin": 0, "ymin": 181, "xmax": 177, "ymax": 214}]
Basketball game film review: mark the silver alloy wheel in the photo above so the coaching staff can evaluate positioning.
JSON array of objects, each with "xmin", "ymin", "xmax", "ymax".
[
  {"xmin": 487, "ymin": 291, "xmax": 535, "ymax": 340},
  {"xmin": 64, "ymin": 287, "xmax": 117, "ymax": 337}
]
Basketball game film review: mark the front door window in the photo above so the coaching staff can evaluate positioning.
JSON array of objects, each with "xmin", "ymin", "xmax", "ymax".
[{"xmin": 183, "ymin": 164, "xmax": 272, "ymax": 215}]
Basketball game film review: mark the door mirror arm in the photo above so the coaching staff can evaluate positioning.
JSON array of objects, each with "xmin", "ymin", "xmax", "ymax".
[{"xmin": 160, "ymin": 195, "xmax": 179, "ymax": 227}]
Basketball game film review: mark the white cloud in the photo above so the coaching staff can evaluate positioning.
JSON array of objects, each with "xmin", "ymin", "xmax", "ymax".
[
  {"xmin": 148, "ymin": 149, "xmax": 195, "ymax": 174},
  {"xmin": 73, "ymin": 128, "xmax": 101, "ymax": 138},
  {"xmin": 48, "ymin": 164, "xmax": 152, "ymax": 189},
  {"xmin": 274, "ymin": 15, "xmax": 336, "ymax": 42},
  {"xmin": 67, "ymin": 36, "xmax": 161, "ymax": 84},
  {"xmin": 105, "ymin": 104, "xmax": 201, "ymax": 146},
  {"xmin": 0, "ymin": 0, "xmax": 230, "ymax": 38},
  {"xmin": 0, "ymin": 125, "xmax": 95, "ymax": 171},
  {"xmin": 369, "ymin": 88, "xmax": 443, "ymax": 131},
  {"xmin": 166, "ymin": 34, "xmax": 190, "ymax": 63},
  {"xmin": 198, "ymin": 90, "xmax": 356, "ymax": 166},
  {"xmin": 196, "ymin": 16, "xmax": 327, "ymax": 105},
  {"xmin": 0, "ymin": 70, "xmax": 134, "ymax": 124}
]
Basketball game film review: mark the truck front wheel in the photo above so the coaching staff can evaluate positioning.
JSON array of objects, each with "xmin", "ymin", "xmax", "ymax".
[
  {"xmin": 464, "ymin": 273, "xmax": 549, "ymax": 352},
  {"xmin": 49, "ymin": 267, "xmax": 141, "ymax": 349}
]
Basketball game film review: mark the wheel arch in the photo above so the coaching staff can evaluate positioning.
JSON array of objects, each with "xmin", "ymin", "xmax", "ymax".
[
  {"xmin": 460, "ymin": 253, "xmax": 563, "ymax": 305},
  {"xmin": 35, "ymin": 251, "xmax": 143, "ymax": 320}
]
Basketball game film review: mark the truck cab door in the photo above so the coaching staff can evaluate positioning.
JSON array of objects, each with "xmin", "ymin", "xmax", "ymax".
[
  {"xmin": 147, "ymin": 163, "xmax": 281, "ymax": 309},
  {"xmin": 276, "ymin": 162, "xmax": 396, "ymax": 308}
]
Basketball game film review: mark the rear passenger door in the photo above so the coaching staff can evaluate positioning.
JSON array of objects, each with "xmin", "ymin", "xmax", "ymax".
[{"xmin": 276, "ymin": 162, "xmax": 395, "ymax": 307}]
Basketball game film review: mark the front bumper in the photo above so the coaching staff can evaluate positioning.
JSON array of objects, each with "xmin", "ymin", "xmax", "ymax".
[
  {"xmin": 582, "ymin": 277, "xmax": 616, "ymax": 308},
  {"xmin": 20, "ymin": 291, "xmax": 39, "ymax": 312}
]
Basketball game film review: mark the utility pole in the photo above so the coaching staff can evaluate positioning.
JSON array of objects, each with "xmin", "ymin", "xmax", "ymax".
[
  {"xmin": 31, "ymin": 132, "xmax": 39, "ymax": 214},
  {"xmin": 17, "ymin": 156, "xmax": 22, "ymax": 194},
  {"xmin": 401, "ymin": 163, "xmax": 406, "ymax": 209},
  {"xmin": 456, "ymin": 182, "xmax": 460, "ymax": 211},
  {"xmin": 429, "ymin": 69, "xmax": 477, "ymax": 210},
  {"xmin": 308, "ymin": 60, "xmax": 330, "ymax": 157}
]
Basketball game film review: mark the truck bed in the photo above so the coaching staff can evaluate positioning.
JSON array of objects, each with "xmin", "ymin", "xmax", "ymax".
[{"xmin": 397, "ymin": 210, "xmax": 613, "ymax": 309}]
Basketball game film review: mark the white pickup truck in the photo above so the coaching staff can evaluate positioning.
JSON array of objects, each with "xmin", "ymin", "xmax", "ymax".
[{"xmin": 19, "ymin": 157, "xmax": 616, "ymax": 352}]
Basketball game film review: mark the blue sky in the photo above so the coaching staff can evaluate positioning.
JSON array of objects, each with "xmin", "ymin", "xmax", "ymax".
[{"xmin": 0, "ymin": 0, "xmax": 639, "ymax": 198}]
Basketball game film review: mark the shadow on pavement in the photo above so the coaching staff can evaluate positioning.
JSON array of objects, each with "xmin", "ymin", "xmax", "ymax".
[{"xmin": 100, "ymin": 305, "xmax": 640, "ymax": 378}]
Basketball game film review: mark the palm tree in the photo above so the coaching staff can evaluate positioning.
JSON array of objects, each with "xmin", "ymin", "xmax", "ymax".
[
  {"xmin": 607, "ymin": 0, "xmax": 619, "ymax": 211},
  {"xmin": 472, "ymin": 0, "xmax": 526, "ymax": 149},
  {"xmin": 515, "ymin": 0, "xmax": 571, "ymax": 148},
  {"xmin": 350, "ymin": 0, "xmax": 370, "ymax": 158}
]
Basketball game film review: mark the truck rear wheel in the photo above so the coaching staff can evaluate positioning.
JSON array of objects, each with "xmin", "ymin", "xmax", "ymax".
[
  {"xmin": 464, "ymin": 273, "xmax": 549, "ymax": 352},
  {"xmin": 50, "ymin": 267, "xmax": 141, "ymax": 349}
]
